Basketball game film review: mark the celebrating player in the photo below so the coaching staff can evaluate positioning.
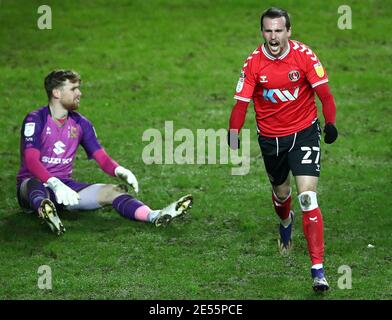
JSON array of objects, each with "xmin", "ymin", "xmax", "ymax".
[
  {"xmin": 228, "ymin": 7, "xmax": 338, "ymax": 292},
  {"xmin": 16, "ymin": 70, "xmax": 193, "ymax": 235}
]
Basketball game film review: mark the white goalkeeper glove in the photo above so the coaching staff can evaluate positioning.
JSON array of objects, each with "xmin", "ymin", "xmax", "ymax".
[
  {"xmin": 46, "ymin": 177, "xmax": 80, "ymax": 206},
  {"xmin": 115, "ymin": 166, "xmax": 139, "ymax": 193}
]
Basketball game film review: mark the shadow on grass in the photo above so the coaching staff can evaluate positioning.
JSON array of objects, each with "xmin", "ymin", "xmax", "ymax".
[
  {"xmin": 0, "ymin": 208, "xmax": 124, "ymax": 243},
  {"xmin": 0, "ymin": 206, "xmax": 187, "ymax": 245}
]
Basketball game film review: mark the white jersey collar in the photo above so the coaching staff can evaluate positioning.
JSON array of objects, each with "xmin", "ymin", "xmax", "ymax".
[{"xmin": 262, "ymin": 42, "xmax": 291, "ymax": 60}]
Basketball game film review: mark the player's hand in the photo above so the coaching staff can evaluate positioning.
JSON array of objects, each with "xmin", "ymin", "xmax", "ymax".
[
  {"xmin": 46, "ymin": 177, "xmax": 80, "ymax": 206},
  {"xmin": 323, "ymin": 123, "xmax": 338, "ymax": 144},
  {"xmin": 227, "ymin": 129, "xmax": 240, "ymax": 150},
  {"xmin": 115, "ymin": 166, "xmax": 139, "ymax": 193}
]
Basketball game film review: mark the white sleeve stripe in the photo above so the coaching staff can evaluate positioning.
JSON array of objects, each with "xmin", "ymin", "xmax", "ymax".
[
  {"xmin": 311, "ymin": 79, "xmax": 329, "ymax": 88},
  {"xmin": 234, "ymin": 95, "xmax": 251, "ymax": 102}
]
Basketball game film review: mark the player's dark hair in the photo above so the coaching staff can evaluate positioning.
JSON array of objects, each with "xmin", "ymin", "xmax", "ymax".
[
  {"xmin": 44, "ymin": 69, "xmax": 81, "ymax": 99},
  {"xmin": 260, "ymin": 7, "xmax": 291, "ymax": 31}
]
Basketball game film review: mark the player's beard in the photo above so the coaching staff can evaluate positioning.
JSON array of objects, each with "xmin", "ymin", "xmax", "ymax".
[{"xmin": 63, "ymin": 98, "xmax": 80, "ymax": 111}]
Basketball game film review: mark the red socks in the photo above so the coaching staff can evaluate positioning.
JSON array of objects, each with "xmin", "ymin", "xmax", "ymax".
[
  {"xmin": 272, "ymin": 191, "xmax": 291, "ymax": 220},
  {"xmin": 274, "ymin": 190, "xmax": 325, "ymax": 266},
  {"xmin": 302, "ymin": 207, "xmax": 324, "ymax": 265}
]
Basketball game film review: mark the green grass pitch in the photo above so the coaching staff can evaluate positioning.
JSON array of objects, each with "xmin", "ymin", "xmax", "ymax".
[{"xmin": 0, "ymin": 0, "xmax": 391, "ymax": 299}]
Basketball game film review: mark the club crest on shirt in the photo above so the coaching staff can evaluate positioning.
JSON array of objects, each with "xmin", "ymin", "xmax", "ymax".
[
  {"xmin": 313, "ymin": 62, "xmax": 325, "ymax": 78},
  {"xmin": 70, "ymin": 126, "xmax": 78, "ymax": 138},
  {"xmin": 24, "ymin": 122, "xmax": 35, "ymax": 137},
  {"xmin": 288, "ymin": 70, "xmax": 300, "ymax": 82}
]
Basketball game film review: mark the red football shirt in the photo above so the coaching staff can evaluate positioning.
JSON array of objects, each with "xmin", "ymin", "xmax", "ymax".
[{"xmin": 234, "ymin": 40, "xmax": 328, "ymax": 137}]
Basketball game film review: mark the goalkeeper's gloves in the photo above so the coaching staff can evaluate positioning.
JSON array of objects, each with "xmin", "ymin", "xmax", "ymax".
[
  {"xmin": 115, "ymin": 166, "xmax": 139, "ymax": 193},
  {"xmin": 227, "ymin": 129, "xmax": 240, "ymax": 150},
  {"xmin": 46, "ymin": 177, "xmax": 80, "ymax": 206},
  {"xmin": 323, "ymin": 123, "xmax": 338, "ymax": 144}
]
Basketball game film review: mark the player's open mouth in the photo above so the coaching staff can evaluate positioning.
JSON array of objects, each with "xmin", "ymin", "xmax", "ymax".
[
  {"xmin": 268, "ymin": 42, "xmax": 280, "ymax": 55},
  {"xmin": 269, "ymin": 41, "xmax": 280, "ymax": 50}
]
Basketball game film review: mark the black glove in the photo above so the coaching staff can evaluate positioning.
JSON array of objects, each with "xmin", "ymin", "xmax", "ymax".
[
  {"xmin": 324, "ymin": 123, "xmax": 338, "ymax": 144},
  {"xmin": 227, "ymin": 130, "xmax": 240, "ymax": 150}
]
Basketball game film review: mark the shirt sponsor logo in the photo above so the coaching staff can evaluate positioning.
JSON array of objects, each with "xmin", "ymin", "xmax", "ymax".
[
  {"xmin": 313, "ymin": 62, "xmax": 325, "ymax": 78},
  {"xmin": 53, "ymin": 141, "xmax": 66, "ymax": 155},
  {"xmin": 263, "ymin": 87, "xmax": 300, "ymax": 103},
  {"xmin": 41, "ymin": 156, "xmax": 73, "ymax": 164},
  {"xmin": 24, "ymin": 122, "xmax": 35, "ymax": 137},
  {"xmin": 288, "ymin": 70, "xmax": 300, "ymax": 82}
]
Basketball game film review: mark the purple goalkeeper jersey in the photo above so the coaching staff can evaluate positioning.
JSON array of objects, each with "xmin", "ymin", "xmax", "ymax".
[{"xmin": 17, "ymin": 106, "xmax": 102, "ymax": 183}]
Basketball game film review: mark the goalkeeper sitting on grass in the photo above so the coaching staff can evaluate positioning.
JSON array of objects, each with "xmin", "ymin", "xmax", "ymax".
[{"xmin": 16, "ymin": 69, "xmax": 192, "ymax": 235}]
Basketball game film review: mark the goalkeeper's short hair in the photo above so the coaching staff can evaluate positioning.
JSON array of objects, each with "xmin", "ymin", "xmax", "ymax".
[{"xmin": 44, "ymin": 69, "xmax": 81, "ymax": 99}]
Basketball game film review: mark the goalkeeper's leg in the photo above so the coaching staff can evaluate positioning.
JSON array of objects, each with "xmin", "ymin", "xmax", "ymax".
[
  {"xmin": 66, "ymin": 183, "xmax": 153, "ymax": 222},
  {"xmin": 150, "ymin": 194, "xmax": 193, "ymax": 227},
  {"xmin": 17, "ymin": 178, "xmax": 65, "ymax": 235},
  {"xmin": 68, "ymin": 184, "xmax": 193, "ymax": 226}
]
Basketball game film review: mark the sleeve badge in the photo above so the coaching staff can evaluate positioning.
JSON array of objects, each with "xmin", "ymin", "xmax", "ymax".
[
  {"xmin": 236, "ymin": 71, "xmax": 246, "ymax": 93},
  {"xmin": 24, "ymin": 122, "xmax": 35, "ymax": 137},
  {"xmin": 313, "ymin": 62, "xmax": 325, "ymax": 78}
]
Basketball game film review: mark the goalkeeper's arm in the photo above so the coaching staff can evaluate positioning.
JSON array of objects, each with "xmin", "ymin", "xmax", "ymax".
[
  {"xmin": 24, "ymin": 148, "xmax": 79, "ymax": 206},
  {"xmin": 92, "ymin": 148, "xmax": 138, "ymax": 193},
  {"xmin": 92, "ymin": 148, "xmax": 119, "ymax": 176}
]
